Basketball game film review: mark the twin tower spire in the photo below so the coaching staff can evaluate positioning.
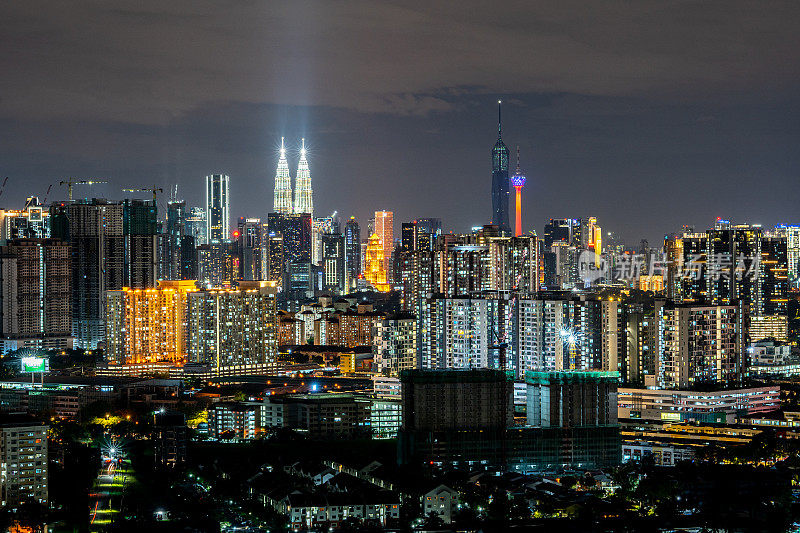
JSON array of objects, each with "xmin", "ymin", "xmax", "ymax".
[{"xmin": 273, "ymin": 137, "xmax": 313, "ymax": 216}]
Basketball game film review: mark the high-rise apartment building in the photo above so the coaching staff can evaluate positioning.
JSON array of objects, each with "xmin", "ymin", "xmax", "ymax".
[
  {"xmin": 105, "ymin": 280, "xmax": 197, "ymax": 365},
  {"xmin": 668, "ymin": 224, "xmax": 787, "ymax": 316},
  {"xmin": 0, "ymin": 418, "xmax": 48, "ymax": 508},
  {"xmin": 197, "ymin": 241, "xmax": 237, "ymax": 288},
  {"xmin": 187, "ymin": 281, "xmax": 278, "ymax": 373},
  {"xmin": 659, "ymin": 302, "xmax": 745, "ymax": 389},
  {"xmin": 775, "ymin": 225, "xmax": 800, "ymax": 289},
  {"xmin": 0, "ymin": 239, "xmax": 72, "ymax": 354},
  {"xmin": 206, "ymin": 174, "xmax": 230, "ymax": 242},
  {"xmin": 374, "ymin": 313, "xmax": 417, "ymax": 377}
]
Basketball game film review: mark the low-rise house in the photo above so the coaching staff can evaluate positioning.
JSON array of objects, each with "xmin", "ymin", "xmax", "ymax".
[{"xmin": 423, "ymin": 484, "xmax": 459, "ymax": 524}]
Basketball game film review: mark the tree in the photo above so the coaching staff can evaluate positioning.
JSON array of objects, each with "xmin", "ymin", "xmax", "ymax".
[{"xmin": 422, "ymin": 511, "xmax": 444, "ymax": 529}]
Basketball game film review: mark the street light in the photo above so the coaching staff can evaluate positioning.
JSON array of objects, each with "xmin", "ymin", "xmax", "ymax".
[{"xmin": 560, "ymin": 327, "xmax": 580, "ymax": 370}]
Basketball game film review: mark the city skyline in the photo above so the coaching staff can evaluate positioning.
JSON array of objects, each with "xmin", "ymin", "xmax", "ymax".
[{"xmin": 1, "ymin": 2, "xmax": 798, "ymax": 244}]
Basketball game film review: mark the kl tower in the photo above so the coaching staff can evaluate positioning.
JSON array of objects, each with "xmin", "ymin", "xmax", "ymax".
[{"xmin": 511, "ymin": 146, "xmax": 527, "ymax": 237}]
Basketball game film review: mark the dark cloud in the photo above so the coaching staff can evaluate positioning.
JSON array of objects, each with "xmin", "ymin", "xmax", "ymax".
[{"xmin": 0, "ymin": 1, "xmax": 799, "ymax": 243}]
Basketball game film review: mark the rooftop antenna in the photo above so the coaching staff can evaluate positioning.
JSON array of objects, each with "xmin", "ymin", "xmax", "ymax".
[{"xmin": 498, "ymin": 100, "xmax": 502, "ymax": 137}]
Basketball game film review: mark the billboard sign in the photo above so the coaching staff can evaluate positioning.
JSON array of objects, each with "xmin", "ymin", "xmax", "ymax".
[{"xmin": 20, "ymin": 356, "xmax": 49, "ymax": 373}]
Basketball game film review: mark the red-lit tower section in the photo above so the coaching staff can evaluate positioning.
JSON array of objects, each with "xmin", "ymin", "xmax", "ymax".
[{"xmin": 510, "ymin": 146, "xmax": 527, "ymax": 237}]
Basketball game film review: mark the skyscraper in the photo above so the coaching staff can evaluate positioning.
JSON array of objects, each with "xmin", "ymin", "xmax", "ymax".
[
  {"xmin": 365, "ymin": 233, "xmax": 390, "ymax": 292},
  {"xmin": 491, "ymin": 101, "xmax": 510, "ymax": 233},
  {"xmin": 236, "ymin": 217, "xmax": 263, "ymax": 281},
  {"xmin": 322, "ymin": 233, "xmax": 346, "ymax": 294},
  {"xmin": 206, "ymin": 174, "xmax": 230, "ymax": 242},
  {"xmin": 185, "ymin": 206, "xmax": 207, "ymax": 246},
  {"xmin": 374, "ymin": 210, "xmax": 393, "ymax": 276},
  {"xmin": 344, "ymin": 217, "xmax": 361, "ymax": 291},
  {"xmin": 293, "ymin": 138, "xmax": 313, "ymax": 216},
  {"xmin": 162, "ymin": 200, "xmax": 187, "ymax": 280},
  {"xmin": 161, "ymin": 201, "xmax": 197, "ymax": 281},
  {"xmin": 273, "ymin": 137, "xmax": 293, "ymax": 215}
]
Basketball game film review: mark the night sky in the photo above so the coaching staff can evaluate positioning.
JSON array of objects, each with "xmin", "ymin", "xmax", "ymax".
[{"xmin": 1, "ymin": 1, "xmax": 799, "ymax": 244}]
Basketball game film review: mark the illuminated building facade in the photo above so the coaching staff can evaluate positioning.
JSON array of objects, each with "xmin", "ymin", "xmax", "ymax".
[
  {"xmin": 206, "ymin": 174, "xmax": 230, "ymax": 242},
  {"xmin": 0, "ymin": 201, "xmax": 50, "ymax": 244},
  {"xmin": 669, "ymin": 224, "xmax": 788, "ymax": 316},
  {"xmin": 197, "ymin": 241, "xmax": 236, "ymax": 288},
  {"xmin": 273, "ymin": 137, "xmax": 293, "ymax": 215},
  {"xmin": 0, "ymin": 420, "xmax": 48, "ymax": 507},
  {"xmin": 293, "ymin": 138, "xmax": 313, "ymax": 216},
  {"xmin": 374, "ymin": 313, "xmax": 417, "ymax": 376},
  {"xmin": 638, "ymin": 275, "xmax": 665, "ymax": 292},
  {"xmin": 365, "ymin": 233, "xmax": 390, "ymax": 291},
  {"xmin": 266, "ymin": 231, "xmax": 284, "ymax": 283},
  {"xmin": 187, "ymin": 281, "xmax": 278, "ymax": 373},
  {"xmin": 749, "ymin": 314, "xmax": 788, "ymax": 343},
  {"xmin": 374, "ymin": 210, "xmax": 393, "ymax": 276},
  {"xmin": 105, "ymin": 280, "xmax": 197, "ymax": 365},
  {"xmin": 322, "ymin": 233, "xmax": 345, "ymax": 293},
  {"xmin": 775, "ymin": 224, "xmax": 800, "ymax": 288},
  {"xmin": 338, "ymin": 309, "xmax": 381, "ymax": 347},
  {"xmin": 659, "ymin": 302, "xmax": 744, "ymax": 389}
]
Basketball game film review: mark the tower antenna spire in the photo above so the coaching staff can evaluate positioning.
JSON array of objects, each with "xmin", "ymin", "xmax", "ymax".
[
  {"xmin": 498, "ymin": 100, "xmax": 502, "ymax": 137},
  {"xmin": 516, "ymin": 145, "xmax": 520, "ymax": 172}
]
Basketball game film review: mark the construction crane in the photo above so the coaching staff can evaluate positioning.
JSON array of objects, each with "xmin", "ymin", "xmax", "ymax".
[
  {"xmin": 60, "ymin": 179, "xmax": 107, "ymax": 201},
  {"xmin": 0, "ymin": 177, "xmax": 8, "ymax": 201},
  {"xmin": 121, "ymin": 186, "xmax": 163, "ymax": 203},
  {"xmin": 42, "ymin": 184, "xmax": 53, "ymax": 205}
]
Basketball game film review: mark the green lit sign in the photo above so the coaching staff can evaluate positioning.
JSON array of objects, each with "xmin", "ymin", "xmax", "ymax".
[{"xmin": 20, "ymin": 356, "xmax": 48, "ymax": 373}]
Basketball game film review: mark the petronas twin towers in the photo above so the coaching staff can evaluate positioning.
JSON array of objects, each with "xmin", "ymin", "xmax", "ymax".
[{"xmin": 273, "ymin": 137, "xmax": 313, "ymax": 216}]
